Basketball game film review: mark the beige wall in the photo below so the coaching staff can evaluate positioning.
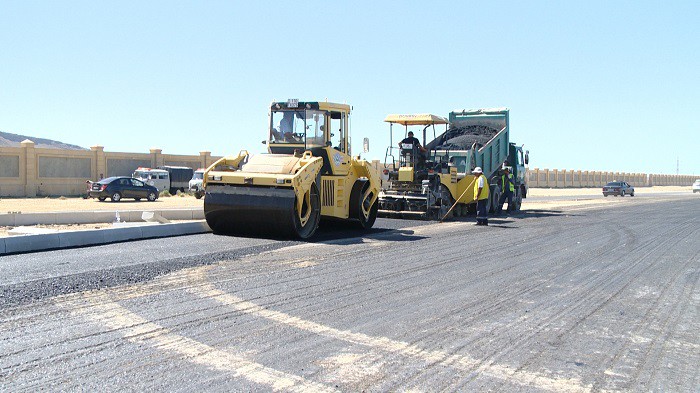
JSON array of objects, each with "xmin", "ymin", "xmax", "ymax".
[
  {"xmin": 528, "ymin": 168, "xmax": 697, "ymax": 188},
  {"xmin": 0, "ymin": 141, "xmax": 220, "ymax": 197}
]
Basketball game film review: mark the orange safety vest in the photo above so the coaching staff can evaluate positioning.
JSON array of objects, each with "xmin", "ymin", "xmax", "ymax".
[{"xmin": 474, "ymin": 174, "xmax": 489, "ymax": 200}]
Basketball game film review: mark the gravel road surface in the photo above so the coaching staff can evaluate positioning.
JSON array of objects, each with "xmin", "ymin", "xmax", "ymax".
[{"xmin": 1, "ymin": 194, "xmax": 698, "ymax": 391}]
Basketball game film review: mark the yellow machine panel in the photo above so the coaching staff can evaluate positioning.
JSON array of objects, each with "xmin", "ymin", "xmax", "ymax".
[{"xmin": 398, "ymin": 167, "xmax": 414, "ymax": 182}]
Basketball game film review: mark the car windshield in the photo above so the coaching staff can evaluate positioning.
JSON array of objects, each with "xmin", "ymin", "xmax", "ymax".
[
  {"xmin": 192, "ymin": 172, "xmax": 204, "ymax": 180},
  {"xmin": 605, "ymin": 182, "xmax": 622, "ymax": 187},
  {"xmin": 270, "ymin": 109, "xmax": 326, "ymax": 148}
]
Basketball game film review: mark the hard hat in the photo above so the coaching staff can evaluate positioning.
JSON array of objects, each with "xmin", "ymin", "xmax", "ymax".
[{"xmin": 472, "ymin": 167, "xmax": 483, "ymax": 174}]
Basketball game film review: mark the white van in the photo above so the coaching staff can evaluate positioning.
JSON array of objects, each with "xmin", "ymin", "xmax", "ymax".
[
  {"xmin": 132, "ymin": 168, "xmax": 170, "ymax": 193},
  {"xmin": 189, "ymin": 168, "xmax": 206, "ymax": 199}
]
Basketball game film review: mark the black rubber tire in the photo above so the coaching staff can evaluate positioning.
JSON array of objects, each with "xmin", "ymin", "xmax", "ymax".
[
  {"xmin": 438, "ymin": 185, "xmax": 455, "ymax": 220},
  {"xmin": 147, "ymin": 191, "xmax": 157, "ymax": 202},
  {"xmin": 134, "ymin": 198, "xmax": 141, "ymax": 201},
  {"xmin": 195, "ymin": 192, "xmax": 203, "ymax": 199},
  {"xmin": 98, "ymin": 197, "xmax": 106, "ymax": 202},
  {"xmin": 621, "ymin": 190, "xmax": 625, "ymax": 197},
  {"xmin": 350, "ymin": 180, "xmax": 378, "ymax": 229},
  {"xmin": 292, "ymin": 182, "xmax": 321, "ymax": 239},
  {"xmin": 630, "ymin": 191, "xmax": 634, "ymax": 197},
  {"xmin": 169, "ymin": 188, "xmax": 177, "ymax": 195},
  {"xmin": 111, "ymin": 192, "xmax": 121, "ymax": 202},
  {"xmin": 513, "ymin": 190, "xmax": 522, "ymax": 211},
  {"xmin": 488, "ymin": 185, "xmax": 501, "ymax": 214}
]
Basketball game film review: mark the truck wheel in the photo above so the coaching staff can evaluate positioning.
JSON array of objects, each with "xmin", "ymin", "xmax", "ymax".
[
  {"xmin": 169, "ymin": 188, "xmax": 177, "ymax": 195},
  {"xmin": 111, "ymin": 192, "xmax": 122, "ymax": 202},
  {"xmin": 195, "ymin": 191, "xmax": 203, "ymax": 199},
  {"xmin": 513, "ymin": 192, "xmax": 522, "ymax": 211},
  {"xmin": 489, "ymin": 185, "xmax": 501, "ymax": 214}
]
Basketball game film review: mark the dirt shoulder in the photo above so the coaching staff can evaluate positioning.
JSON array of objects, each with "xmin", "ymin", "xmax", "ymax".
[{"xmin": 0, "ymin": 195, "xmax": 203, "ymax": 214}]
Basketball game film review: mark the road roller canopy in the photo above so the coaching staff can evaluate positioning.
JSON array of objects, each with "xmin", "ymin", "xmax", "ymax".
[
  {"xmin": 269, "ymin": 100, "xmax": 352, "ymax": 153},
  {"xmin": 383, "ymin": 114, "xmax": 448, "ymax": 126}
]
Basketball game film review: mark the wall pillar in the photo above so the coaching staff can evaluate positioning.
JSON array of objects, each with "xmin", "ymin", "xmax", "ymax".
[
  {"xmin": 91, "ymin": 145, "xmax": 106, "ymax": 180},
  {"xmin": 21, "ymin": 139, "xmax": 37, "ymax": 197},
  {"xmin": 199, "ymin": 151, "xmax": 212, "ymax": 169},
  {"xmin": 150, "ymin": 148, "xmax": 163, "ymax": 167}
]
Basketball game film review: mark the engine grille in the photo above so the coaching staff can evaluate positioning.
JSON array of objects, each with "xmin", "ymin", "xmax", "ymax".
[{"xmin": 322, "ymin": 179, "xmax": 334, "ymax": 207}]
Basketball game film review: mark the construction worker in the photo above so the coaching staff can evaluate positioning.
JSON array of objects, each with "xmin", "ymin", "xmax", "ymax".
[
  {"xmin": 399, "ymin": 131, "xmax": 427, "ymax": 153},
  {"xmin": 497, "ymin": 167, "xmax": 515, "ymax": 214},
  {"xmin": 473, "ymin": 167, "xmax": 489, "ymax": 226}
]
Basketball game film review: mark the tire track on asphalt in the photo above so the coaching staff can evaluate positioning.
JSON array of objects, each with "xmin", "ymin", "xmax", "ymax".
[
  {"xmin": 71, "ymin": 294, "xmax": 339, "ymax": 392},
  {"xmin": 488, "ymin": 218, "xmax": 697, "ymax": 391},
  {"xmin": 184, "ymin": 270, "xmax": 591, "ymax": 392}
]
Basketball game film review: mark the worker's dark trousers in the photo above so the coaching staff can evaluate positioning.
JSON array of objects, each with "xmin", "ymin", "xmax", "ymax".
[
  {"xmin": 476, "ymin": 198, "xmax": 488, "ymax": 225},
  {"xmin": 498, "ymin": 190, "xmax": 513, "ymax": 213}
]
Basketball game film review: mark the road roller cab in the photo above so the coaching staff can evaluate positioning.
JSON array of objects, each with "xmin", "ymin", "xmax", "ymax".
[{"xmin": 203, "ymin": 99, "xmax": 381, "ymax": 239}]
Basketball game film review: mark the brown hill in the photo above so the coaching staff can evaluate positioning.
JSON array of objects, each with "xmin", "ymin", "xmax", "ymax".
[{"xmin": 0, "ymin": 131, "xmax": 86, "ymax": 150}]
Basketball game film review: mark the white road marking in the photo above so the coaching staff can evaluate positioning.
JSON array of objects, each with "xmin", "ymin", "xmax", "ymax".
[{"xmin": 72, "ymin": 295, "xmax": 338, "ymax": 393}]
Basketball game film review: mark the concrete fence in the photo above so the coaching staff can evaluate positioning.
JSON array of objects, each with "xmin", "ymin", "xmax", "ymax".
[
  {"xmin": 0, "ymin": 140, "xmax": 221, "ymax": 197},
  {"xmin": 527, "ymin": 168, "xmax": 697, "ymax": 188}
]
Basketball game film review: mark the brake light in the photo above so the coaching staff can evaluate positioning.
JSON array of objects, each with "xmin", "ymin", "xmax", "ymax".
[{"xmin": 101, "ymin": 184, "xmax": 107, "ymax": 191}]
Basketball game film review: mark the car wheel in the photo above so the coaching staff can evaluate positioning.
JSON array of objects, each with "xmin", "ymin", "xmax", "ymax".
[
  {"xmin": 111, "ymin": 192, "xmax": 122, "ymax": 202},
  {"xmin": 134, "ymin": 197, "xmax": 141, "ymax": 201},
  {"xmin": 147, "ymin": 191, "xmax": 157, "ymax": 201},
  {"xmin": 620, "ymin": 190, "xmax": 625, "ymax": 197},
  {"xmin": 631, "ymin": 191, "xmax": 634, "ymax": 197},
  {"xmin": 98, "ymin": 197, "xmax": 106, "ymax": 202}
]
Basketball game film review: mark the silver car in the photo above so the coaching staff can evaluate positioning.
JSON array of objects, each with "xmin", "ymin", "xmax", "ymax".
[{"xmin": 693, "ymin": 179, "xmax": 700, "ymax": 193}]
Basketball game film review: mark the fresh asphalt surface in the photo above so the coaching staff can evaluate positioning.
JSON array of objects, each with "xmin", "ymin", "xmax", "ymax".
[{"xmin": 1, "ymin": 193, "xmax": 698, "ymax": 391}]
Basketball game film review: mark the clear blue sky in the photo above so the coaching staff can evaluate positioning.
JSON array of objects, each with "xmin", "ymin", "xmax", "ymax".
[{"xmin": 2, "ymin": 1, "xmax": 698, "ymax": 175}]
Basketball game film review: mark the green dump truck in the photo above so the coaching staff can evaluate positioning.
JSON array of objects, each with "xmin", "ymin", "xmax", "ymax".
[{"xmin": 379, "ymin": 107, "xmax": 529, "ymax": 219}]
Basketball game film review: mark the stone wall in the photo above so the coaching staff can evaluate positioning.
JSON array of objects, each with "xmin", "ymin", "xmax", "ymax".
[
  {"xmin": 0, "ymin": 140, "xmax": 220, "ymax": 197},
  {"xmin": 527, "ymin": 168, "xmax": 697, "ymax": 188}
]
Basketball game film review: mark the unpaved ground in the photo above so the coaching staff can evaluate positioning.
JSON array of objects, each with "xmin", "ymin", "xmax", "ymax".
[
  {"xmin": 0, "ymin": 187, "xmax": 694, "ymax": 238},
  {"xmin": 0, "ymin": 194, "xmax": 203, "ymax": 214}
]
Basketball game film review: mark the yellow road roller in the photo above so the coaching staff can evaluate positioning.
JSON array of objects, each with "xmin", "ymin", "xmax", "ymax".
[{"xmin": 203, "ymin": 99, "xmax": 381, "ymax": 239}]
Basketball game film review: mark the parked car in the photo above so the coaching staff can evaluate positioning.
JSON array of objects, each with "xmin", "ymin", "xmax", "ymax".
[
  {"xmin": 89, "ymin": 176, "xmax": 159, "ymax": 202},
  {"xmin": 693, "ymin": 179, "xmax": 700, "ymax": 193},
  {"xmin": 603, "ymin": 181, "xmax": 634, "ymax": 197}
]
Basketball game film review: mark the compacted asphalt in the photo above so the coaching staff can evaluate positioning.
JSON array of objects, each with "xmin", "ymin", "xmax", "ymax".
[{"xmin": 1, "ymin": 193, "xmax": 698, "ymax": 391}]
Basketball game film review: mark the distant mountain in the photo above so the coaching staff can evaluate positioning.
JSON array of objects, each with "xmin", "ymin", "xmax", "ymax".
[{"xmin": 0, "ymin": 131, "xmax": 87, "ymax": 150}]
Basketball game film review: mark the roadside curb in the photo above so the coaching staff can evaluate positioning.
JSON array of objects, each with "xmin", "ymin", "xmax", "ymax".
[{"xmin": 0, "ymin": 221, "xmax": 211, "ymax": 255}]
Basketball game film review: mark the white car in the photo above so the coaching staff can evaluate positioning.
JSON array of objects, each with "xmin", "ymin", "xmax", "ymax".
[{"xmin": 693, "ymin": 179, "xmax": 700, "ymax": 193}]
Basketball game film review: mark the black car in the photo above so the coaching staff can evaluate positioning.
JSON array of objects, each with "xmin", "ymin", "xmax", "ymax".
[
  {"xmin": 602, "ymin": 181, "xmax": 635, "ymax": 197},
  {"xmin": 89, "ymin": 176, "xmax": 159, "ymax": 202}
]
